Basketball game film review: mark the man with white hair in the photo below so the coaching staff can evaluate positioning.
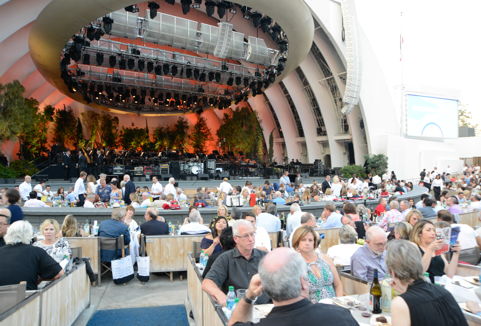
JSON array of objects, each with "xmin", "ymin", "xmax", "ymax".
[
  {"xmin": 83, "ymin": 193, "xmax": 96, "ymax": 208},
  {"xmin": 140, "ymin": 192, "xmax": 152, "ymax": 207},
  {"xmin": 399, "ymin": 200, "xmax": 411, "ymax": 218},
  {"xmin": 19, "ymin": 175, "xmax": 32, "ymax": 201},
  {"xmin": 350, "ymin": 226, "xmax": 388, "ymax": 281},
  {"xmin": 0, "ymin": 221, "xmax": 63, "ymax": 290},
  {"xmin": 164, "ymin": 177, "xmax": 177, "ymax": 199},
  {"xmin": 203, "ymin": 220, "xmax": 270, "ymax": 306},
  {"xmin": 179, "ymin": 210, "xmax": 210, "ymax": 235},
  {"xmin": 122, "ymin": 174, "xmax": 136, "ymax": 205},
  {"xmin": 219, "ymin": 177, "xmax": 233, "ymax": 195},
  {"xmin": 228, "ymin": 248, "xmax": 357, "ymax": 326},
  {"xmin": 378, "ymin": 200, "xmax": 402, "ymax": 230},
  {"xmin": 285, "ymin": 203, "xmax": 303, "ymax": 237},
  {"xmin": 0, "ymin": 208, "xmax": 11, "ymax": 247}
]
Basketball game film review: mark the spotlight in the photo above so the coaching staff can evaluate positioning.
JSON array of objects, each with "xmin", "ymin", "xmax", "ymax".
[
  {"xmin": 186, "ymin": 67, "xmax": 193, "ymax": 78},
  {"xmin": 119, "ymin": 58, "xmax": 126, "ymax": 70},
  {"xmin": 127, "ymin": 58, "xmax": 135, "ymax": 70},
  {"xmin": 155, "ymin": 65, "xmax": 162, "ymax": 75},
  {"xmin": 82, "ymin": 53, "xmax": 90, "ymax": 64},
  {"xmin": 193, "ymin": 68, "xmax": 200, "ymax": 80},
  {"xmin": 162, "ymin": 63, "xmax": 170, "ymax": 75},
  {"xmin": 217, "ymin": 1, "xmax": 226, "ymax": 19},
  {"xmin": 221, "ymin": 62, "xmax": 229, "ymax": 71},
  {"xmin": 205, "ymin": 0, "xmax": 216, "ymax": 17},
  {"xmin": 102, "ymin": 16, "xmax": 114, "ymax": 34},
  {"xmin": 227, "ymin": 75, "xmax": 234, "ymax": 86},
  {"xmin": 278, "ymin": 40, "xmax": 288, "ymax": 52},
  {"xmin": 251, "ymin": 12, "xmax": 262, "ymax": 28},
  {"xmin": 171, "ymin": 65, "xmax": 178, "ymax": 76},
  {"xmin": 148, "ymin": 2, "xmax": 160, "ymax": 19},
  {"xmin": 109, "ymin": 55, "xmax": 116, "ymax": 67},
  {"xmin": 147, "ymin": 61, "xmax": 154, "ymax": 73},
  {"xmin": 243, "ymin": 77, "xmax": 250, "ymax": 87},
  {"xmin": 138, "ymin": 59, "xmax": 145, "ymax": 71},
  {"xmin": 215, "ymin": 72, "xmax": 221, "ymax": 83},
  {"xmin": 199, "ymin": 71, "xmax": 206, "ymax": 82},
  {"xmin": 86, "ymin": 26, "xmax": 96, "ymax": 41},
  {"xmin": 241, "ymin": 6, "xmax": 251, "ymax": 19},
  {"xmin": 208, "ymin": 71, "xmax": 215, "ymax": 82},
  {"xmin": 235, "ymin": 76, "xmax": 241, "ymax": 85},
  {"xmin": 96, "ymin": 52, "xmax": 104, "ymax": 65},
  {"xmin": 181, "ymin": 0, "xmax": 192, "ymax": 14},
  {"xmin": 192, "ymin": 0, "xmax": 202, "ymax": 8},
  {"xmin": 125, "ymin": 5, "xmax": 139, "ymax": 13}
]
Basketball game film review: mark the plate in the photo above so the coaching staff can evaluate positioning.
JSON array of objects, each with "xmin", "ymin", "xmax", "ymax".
[
  {"xmin": 464, "ymin": 276, "xmax": 480, "ymax": 286},
  {"xmin": 370, "ymin": 315, "xmax": 391, "ymax": 326}
]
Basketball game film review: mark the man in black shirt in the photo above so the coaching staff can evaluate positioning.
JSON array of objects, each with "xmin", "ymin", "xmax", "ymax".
[
  {"xmin": 0, "ymin": 221, "xmax": 63, "ymax": 290},
  {"xmin": 140, "ymin": 208, "xmax": 169, "ymax": 236},
  {"xmin": 228, "ymin": 247, "xmax": 358, "ymax": 326}
]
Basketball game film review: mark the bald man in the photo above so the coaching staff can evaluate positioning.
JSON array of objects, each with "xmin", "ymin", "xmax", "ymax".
[
  {"xmin": 350, "ymin": 226, "xmax": 388, "ymax": 281},
  {"xmin": 0, "ymin": 208, "xmax": 11, "ymax": 247},
  {"xmin": 228, "ymin": 248, "xmax": 357, "ymax": 326}
]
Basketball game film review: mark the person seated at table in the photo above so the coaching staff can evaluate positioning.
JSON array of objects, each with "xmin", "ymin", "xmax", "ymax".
[
  {"xmin": 202, "ymin": 220, "xmax": 270, "ymax": 305},
  {"xmin": 140, "ymin": 207, "xmax": 168, "ymax": 236},
  {"xmin": 34, "ymin": 219, "xmax": 71, "ymax": 263},
  {"xmin": 0, "ymin": 208, "xmax": 11, "ymax": 247},
  {"xmin": 327, "ymin": 225, "xmax": 361, "ymax": 266},
  {"xmin": 410, "ymin": 220, "xmax": 460, "ymax": 283},
  {"xmin": 201, "ymin": 216, "xmax": 228, "ymax": 256},
  {"xmin": 292, "ymin": 226, "xmax": 343, "ymax": 302},
  {"xmin": 387, "ymin": 240, "xmax": 468, "ymax": 326},
  {"xmin": 343, "ymin": 202, "xmax": 361, "ymax": 222},
  {"xmin": 56, "ymin": 187, "xmax": 65, "ymax": 201},
  {"xmin": 393, "ymin": 221, "xmax": 412, "ymax": 240},
  {"xmin": 406, "ymin": 209, "xmax": 422, "ymax": 227},
  {"xmin": 23, "ymin": 191, "xmax": 49, "ymax": 208},
  {"xmin": 83, "ymin": 193, "xmax": 96, "ymax": 208},
  {"xmin": 202, "ymin": 227, "xmax": 235, "ymax": 278},
  {"xmin": 61, "ymin": 214, "xmax": 85, "ymax": 237},
  {"xmin": 350, "ymin": 226, "xmax": 388, "ymax": 281},
  {"xmin": 179, "ymin": 210, "xmax": 210, "ymax": 235},
  {"xmin": 98, "ymin": 208, "xmax": 131, "ymax": 262},
  {"xmin": 5, "ymin": 189, "xmax": 23, "ymax": 224},
  {"xmin": 0, "ymin": 221, "xmax": 63, "ymax": 290},
  {"xmin": 129, "ymin": 193, "xmax": 141, "ymax": 208},
  {"xmin": 244, "ymin": 213, "xmax": 271, "ymax": 252},
  {"xmin": 379, "ymin": 200, "xmax": 403, "ymax": 230},
  {"xmin": 228, "ymin": 247, "xmax": 357, "ymax": 326},
  {"xmin": 95, "ymin": 178, "xmax": 111, "ymax": 203},
  {"xmin": 374, "ymin": 197, "xmax": 387, "ymax": 217},
  {"xmin": 289, "ymin": 213, "xmax": 317, "ymax": 247},
  {"xmin": 217, "ymin": 205, "xmax": 229, "ymax": 219}
]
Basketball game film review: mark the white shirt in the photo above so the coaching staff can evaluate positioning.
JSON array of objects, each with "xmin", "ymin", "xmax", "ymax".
[
  {"xmin": 24, "ymin": 199, "xmax": 49, "ymax": 208},
  {"xmin": 372, "ymin": 175, "xmax": 382, "ymax": 185},
  {"xmin": 255, "ymin": 226, "xmax": 271, "ymax": 251},
  {"xmin": 218, "ymin": 181, "xmax": 233, "ymax": 195},
  {"xmin": 331, "ymin": 183, "xmax": 342, "ymax": 197},
  {"xmin": 327, "ymin": 243, "xmax": 362, "ymax": 266},
  {"xmin": 256, "ymin": 213, "xmax": 281, "ymax": 232},
  {"xmin": 164, "ymin": 183, "xmax": 177, "ymax": 199},
  {"xmin": 140, "ymin": 199, "xmax": 152, "ymax": 207},
  {"xmin": 279, "ymin": 175, "xmax": 290, "ymax": 186},
  {"xmin": 470, "ymin": 201, "xmax": 481, "ymax": 210},
  {"xmin": 19, "ymin": 181, "xmax": 32, "ymax": 201},
  {"xmin": 151, "ymin": 182, "xmax": 163, "ymax": 197},
  {"xmin": 33, "ymin": 184, "xmax": 43, "ymax": 197},
  {"xmin": 74, "ymin": 178, "xmax": 86, "ymax": 196},
  {"xmin": 179, "ymin": 222, "xmax": 210, "ymax": 235},
  {"xmin": 83, "ymin": 200, "xmax": 95, "ymax": 208},
  {"xmin": 286, "ymin": 211, "xmax": 303, "ymax": 237},
  {"xmin": 432, "ymin": 178, "xmax": 444, "ymax": 188},
  {"xmin": 452, "ymin": 223, "xmax": 477, "ymax": 250}
]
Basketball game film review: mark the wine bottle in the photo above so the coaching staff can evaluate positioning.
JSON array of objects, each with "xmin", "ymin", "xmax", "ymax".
[{"xmin": 370, "ymin": 269, "xmax": 382, "ymax": 314}]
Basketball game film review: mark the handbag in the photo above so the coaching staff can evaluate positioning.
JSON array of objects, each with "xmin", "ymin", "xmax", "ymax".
[
  {"xmin": 111, "ymin": 255, "xmax": 134, "ymax": 284},
  {"xmin": 136, "ymin": 234, "xmax": 150, "ymax": 282}
]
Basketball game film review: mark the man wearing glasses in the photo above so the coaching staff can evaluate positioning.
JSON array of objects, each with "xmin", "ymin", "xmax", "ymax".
[
  {"xmin": 202, "ymin": 220, "xmax": 270, "ymax": 305},
  {"xmin": 0, "ymin": 208, "xmax": 12, "ymax": 247}
]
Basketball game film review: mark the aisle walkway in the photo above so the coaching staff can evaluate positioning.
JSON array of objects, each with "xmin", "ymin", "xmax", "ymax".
[{"xmin": 73, "ymin": 273, "xmax": 193, "ymax": 326}]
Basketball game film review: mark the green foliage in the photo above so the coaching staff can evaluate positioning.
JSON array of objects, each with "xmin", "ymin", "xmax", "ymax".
[
  {"xmin": 9, "ymin": 159, "xmax": 38, "ymax": 177},
  {"xmin": 0, "ymin": 81, "xmax": 35, "ymax": 141},
  {"xmin": 216, "ymin": 107, "xmax": 264, "ymax": 157},
  {"xmin": 364, "ymin": 154, "xmax": 388, "ymax": 176},
  {"xmin": 153, "ymin": 126, "xmax": 173, "ymax": 151},
  {"xmin": 172, "ymin": 117, "xmax": 189, "ymax": 151},
  {"xmin": 98, "ymin": 113, "xmax": 119, "ymax": 147},
  {"xmin": 17, "ymin": 98, "xmax": 51, "ymax": 160},
  {"xmin": 120, "ymin": 127, "xmax": 150, "ymax": 150},
  {"xmin": 340, "ymin": 165, "xmax": 366, "ymax": 179},
  {"xmin": 190, "ymin": 116, "xmax": 212, "ymax": 153},
  {"xmin": 0, "ymin": 165, "xmax": 16, "ymax": 179},
  {"xmin": 54, "ymin": 106, "xmax": 78, "ymax": 148}
]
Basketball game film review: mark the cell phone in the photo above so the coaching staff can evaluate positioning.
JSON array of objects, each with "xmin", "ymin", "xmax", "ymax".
[{"xmin": 450, "ymin": 226, "xmax": 460, "ymax": 246}]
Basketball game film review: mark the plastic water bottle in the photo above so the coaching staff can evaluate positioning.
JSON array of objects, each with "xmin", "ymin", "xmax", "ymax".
[
  {"xmin": 203, "ymin": 253, "xmax": 209, "ymax": 267},
  {"xmin": 423, "ymin": 272, "xmax": 431, "ymax": 283},
  {"xmin": 199, "ymin": 250, "xmax": 205, "ymax": 266},
  {"xmin": 226, "ymin": 286, "xmax": 236, "ymax": 310}
]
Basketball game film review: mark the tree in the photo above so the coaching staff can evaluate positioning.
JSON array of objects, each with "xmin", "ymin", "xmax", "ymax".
[
  {"xmin": 190, "ymin": 116, "xmax": 212, "ymax": 153},
  {"xmin": 459, "ymin": 106, "xmax": 479, "ymax": 135},
  {"xmin": 153, "ymin": 126, "xmax": 172, "ymax": 151},
  {"xmin": 120, "ymin": 127, "xmax": 150, "ymax": 150},
  {"xmin": 340, "ymin": 165, "xmax": 366, "ymax": 179},
  {"xmin": 364, "ymin": 154, "xmax": 388, "ymax": 176},
  {"xmin": 172, "ymin": 117, "xmax": 189, "ymax": 151},
  {"xmin": 80, "ymin": 111, "xmax": 100, "ymax": 149},
  {"xmin": 54, "ymin": 106, "xmax": 78, "ymax": 148},
  {"xmin": 98, "ymin": 113, "xmax": 119, "ymax": 147}
]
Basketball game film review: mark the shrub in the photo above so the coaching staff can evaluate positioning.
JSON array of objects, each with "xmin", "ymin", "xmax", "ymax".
[
  {"xmin": 9, "ymin": 160, "xmax": 38, "ymax": 177},
  {"xmin": 340, "ymin": 165, "xmax": 366, "ymax": 179}
]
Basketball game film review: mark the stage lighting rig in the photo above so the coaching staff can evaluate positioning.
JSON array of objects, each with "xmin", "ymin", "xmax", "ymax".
[
  {"xmin": 192, "ymin": 0, "xmax": 202, "ymax": 8},
  {"xmin": 109, "ymin": 55, "xmax": 116, "ymax": 67},
  {"xmin": 82, "ymin": 53, "xmax": 90, "ymax": 64},
  {"xmin": 102, "ymin": 16, "xmax": 114, "ymax": 34},
  {"xmin": 205, "ymin": 1, "xmax": 216, "ymax": 17},
  {"xmin": 96, "ymin": 52, "xmax": 104, "ymax": 65},
  {"xmin": 241, "ymin": 6, "xmax": 251, "ymax": 19},
  {"xmin": 125, "ymin": 5, "xmax": 139, "ymax": 13},
  {"xmin": 148, "ymin": 2, "xmax": 160, "ymax": 19},
  {"xmin": 251, "ymin": 12, "xmax": 262, "ymax": 28},
  {"xmin": 217, "ymin": 1, "xmax": 226, "ymax": 19},
  {"xmin": 181, "ymin": 0, "xmax": 192, "ymax": 15},
  {"xmin": 86, "ymin": 26, "xmax": 96, "ymax": 41}
]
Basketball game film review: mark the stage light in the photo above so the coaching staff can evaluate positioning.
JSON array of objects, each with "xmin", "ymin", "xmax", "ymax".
[
  {"xmin": 260, "ymin": 16, "xmax": 272, "ymax": 33},
  {"xmin": 82, "ymin": 53, "xmax": 90, "ymax": 64},
  {"xmin": 96, "ymin": 52, "xmax": 104, "ymax": 65},
  {"xmin": 241, "ymin": 6, "xmax": 251, "ymax": 19},
  {"xmin": 235, "ymin": 76, "xmax": 241, "ymax": 86},
  {"xmin": 208, "ymin": 71, "xmax": 215, "ymax": 82},
  {"xmin": 119, "ymin": 58, "xmax": 126, "ymax": 69},
  {"xmin": 193, "ymin": 68, "xmax": 200, "ymax": 80},
  {"xmin": 102, "ymin": 16, "xmax": 114, "ymax": 34},
  {"xmin": 205, "ymin": 1, "xmax": 216, "ymax": 17},
  {"xmin": 227, "ymin": 75, "xmax": 234, "ymax": 86},
  {"xmin": 147, "ymin": 61, "xmax": 154, "ymax": 73},
  {"xmin": 221, "ymin": 62, "xmax": 229, "ymax": 71},
  {"xmin": 192, "ymin": 0, "xmax": 202, "ymax": 8},
  {"xmin": 138, "ymin": 59, "xmax": 145, "ymax": 71},
  {"xmin": 162, "ymin": 63, "xmax": 170, "ymax": 75},
  {"xmin": 164, "ymin": 0, "xmax": 175, "ymax": 5},
  {"xmin": 251, "ymin": 12, "xmax": 262, "ymax": 27},
  {"xmin": 215, "ymin": 72, "xmax": 221, "ymax": 83},
  {"xmin": 181, "ymin": 0, "xmax": 192, "ymax": 14},
  {"xmin": 125, "ymin": 5, "xmax": 139, "ymax": 13},
  {"xmin": 243, "ymin": 77, "xmax": 250, "ymax": 87},
  {"xmin": 171, "ymin": 65, "xmax": 178, "ymax": 76},
  {"xmin": 199, "ymin": 72, "xmax": 206, "ymax": 82},
  {"xmin": 94, "ymin": 28, "xmax": 104, "ymax": 41},
  {"xmin": 148, "ymin": 2, "xmax": 160, "ymax": 19},
  {"xmin": 186, "ymin": 67, "xmax": 193, "ymax": 78},
  {"xmin": 278, "ymin": 40, "xmax": 288, "ymax": 52},
  {"xmin": 155, "ymin": 65, "xmax": 162, "ymax": 75},
  {"xmin": 86, "ymin": 26, "xmax": 96, "ymax": 41},
  {"xmin": 127, "ymin": 58, "xmax": 135, "ymax": 69},
  {"xmin": 109, "ymin": 55, "xmax": 116, "ymax": 67},
  {"xmin": 217, "ymin": 1, "xmax": 226, "ymax": 19}
]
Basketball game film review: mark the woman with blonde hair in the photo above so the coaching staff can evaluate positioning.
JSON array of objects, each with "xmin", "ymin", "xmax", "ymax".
[
  {"xmin": 292, "ymin": 225, "xmax": 343, "ymax": 302},
  {"xmin": 61, "ymin": 214, "xmax": 83, "ymax": 237},
  {"xmin": 331, "ymin": 175, "xmax": 342, "ymax": 197},
  {"xmin": 86, "ymin": 175, "xmax": 97, "ymax": 194},
  {"xmin": 406, "ymin": 209, "xmax": 423, "ymax": 227},
  {"xmin": 34, "ymin": 219, "xmax": 71, "ymax": 263},
  {"xmin": 394, "ymin": 221, "xmax": 412, "ymax": 240}
]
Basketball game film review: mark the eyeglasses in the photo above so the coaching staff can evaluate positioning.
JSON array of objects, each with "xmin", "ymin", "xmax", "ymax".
[{"xmin": 236, "ymin": 232, "xmax": 256, "ymax": 239}]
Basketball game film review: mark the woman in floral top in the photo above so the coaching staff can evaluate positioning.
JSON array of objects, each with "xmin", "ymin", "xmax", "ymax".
[
  {"xmin": 292, "ymin": 225, "xmax": 343, "ymax": 303},
  {"xmin": 34, "ymin": 218, "xmax": 71, "ymax": 263}
]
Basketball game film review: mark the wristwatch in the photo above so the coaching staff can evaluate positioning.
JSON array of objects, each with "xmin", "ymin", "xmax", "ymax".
[{"xmin": 243, "ymin": 295, "xmax": 257, "ymax": 305}]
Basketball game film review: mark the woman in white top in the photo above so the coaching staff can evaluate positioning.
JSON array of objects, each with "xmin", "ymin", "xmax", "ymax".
[
  {"xmin": 330, "ymin": 175, "xmax": 343, "ymax": 197},
  {"xmin": 124, "ymin": 205, "xmax": 139, "ymax": 265},
  {"xmin": 327, "ymin": 225, "xmax": 361, "ymax": 267},
  {"xmin": 432, "ymin": 174, "xmax": 444, "ymax": 201},
  {"xmin": 34, "ymin": 219, "xmax": 71, "ymax": 263},
  {"xmin": 86, "ymin": 175, "xmax": 97, "ymax": 194}
]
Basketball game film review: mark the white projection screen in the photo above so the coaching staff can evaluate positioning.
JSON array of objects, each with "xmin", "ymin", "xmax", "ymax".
[{"xmin": 405, "ymin": 93, "xmax": 459, "ymax": 138}]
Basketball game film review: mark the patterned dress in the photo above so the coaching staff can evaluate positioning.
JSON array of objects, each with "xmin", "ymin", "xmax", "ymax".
[
  {"xmin": 33, "ymin": 238, "xmax": 72, "ymax": 263},
  {"xmin": 306, "ymin": 255, "xmax": 336, "ymax": 303}
]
